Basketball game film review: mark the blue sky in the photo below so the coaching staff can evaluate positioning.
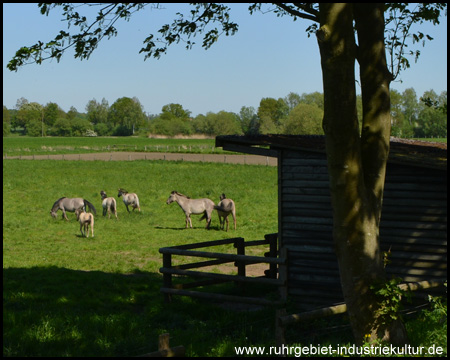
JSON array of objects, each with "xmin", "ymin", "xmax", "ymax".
[{"xmin": 3, "ymin": 3, "xmax": 447, "ymax": 117}]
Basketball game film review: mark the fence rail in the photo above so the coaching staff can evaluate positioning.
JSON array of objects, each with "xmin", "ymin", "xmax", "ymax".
[
  {"xmin": 275, "ymin": 279, "xmax": 447, "ymax": 346},
  {"xmin": 159, "ymin": 234, "xmax": 287, "ymax": 306}
]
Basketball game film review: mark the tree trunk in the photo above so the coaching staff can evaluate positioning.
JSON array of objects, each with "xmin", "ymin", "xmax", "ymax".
[
  {"xmin": 317, "ymin": 3, "xmax": 408, "ymax": 345},
  {"xmin": 354, "ymin": 3, "xmax": 408, "ymax": 345}
]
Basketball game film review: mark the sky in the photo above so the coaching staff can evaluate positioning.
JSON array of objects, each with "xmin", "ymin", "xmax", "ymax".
[{"xmin": 3, "ymin": 3, "xmax": 448, "ymax": 117}]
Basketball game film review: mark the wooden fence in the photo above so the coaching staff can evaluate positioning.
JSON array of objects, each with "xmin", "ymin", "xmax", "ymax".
[{"xmin": 159, "ymin": 234, "xmax": 287, "ymax": 306}]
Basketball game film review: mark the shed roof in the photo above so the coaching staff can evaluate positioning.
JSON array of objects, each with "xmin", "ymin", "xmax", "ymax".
[{"xmin": 215, "ymin": 135, "xmax": 447, "ymax": 171}]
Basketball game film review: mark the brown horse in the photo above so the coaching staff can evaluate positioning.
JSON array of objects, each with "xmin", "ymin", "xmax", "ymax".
[
  {"xmin": 214, "ymin": 193, "xmax": 236, "ymax": 231},
  {"xmin": 75, "ymin": 208, "xmax": 94, "ymax": 238}
]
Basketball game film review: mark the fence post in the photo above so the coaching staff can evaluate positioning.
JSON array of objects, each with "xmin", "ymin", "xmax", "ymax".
[
  {"xmin": 234, "ymin": 238, "xmax": 246, "ymax": 286},
  {"xmin": 278, "ymin": 247, "xmax": 288, "ymax": 301},
  {"xmin": 162, "ymin": 253, "xmax": 173, "ymax": 303},
  {"xmin": 265, "ymin": 233, "xmax": 278, "ymax": 279},
  {"xmin": 158, "ymin": 333, "xmax": 170, "ymax": 352},
  {"xmin": 275, "ymin": 308, "xmax": 287, "ymax": 349}
]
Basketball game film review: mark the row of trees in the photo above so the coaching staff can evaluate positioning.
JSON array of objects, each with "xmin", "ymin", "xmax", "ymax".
[{"xmin": 3, "ymin": 88, "xmax": 447, "ymax": 138}]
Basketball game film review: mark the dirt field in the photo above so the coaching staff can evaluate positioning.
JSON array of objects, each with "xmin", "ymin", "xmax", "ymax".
[{"xmin": 4, "ymin": 151, "xmax": 278, "ymax": 166}]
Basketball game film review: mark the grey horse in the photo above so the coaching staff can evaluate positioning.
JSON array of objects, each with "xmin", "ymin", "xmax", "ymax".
[
  {"xmin": 214, "ymin": 193, "xmax": 236, "ymax": 231},
  {"xmin": 118, "ymin": 188, "xmax": 141, "ymax": 212},
  {"xmin": 100, "ymin": 191, "xmax": 118, "ymax": 219},
  {"xmin": 166, "ymin": 191, "xmax": 215, "ymax": 229},
  {"xmin": 50, "ymin": 197, "xmax": 96, "ymax": 221}
]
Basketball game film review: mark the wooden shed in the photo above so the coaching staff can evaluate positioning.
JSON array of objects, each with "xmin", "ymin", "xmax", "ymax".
[{"xmin": 215, "ymin": 135, "xmax": 447, "ymax": 310}]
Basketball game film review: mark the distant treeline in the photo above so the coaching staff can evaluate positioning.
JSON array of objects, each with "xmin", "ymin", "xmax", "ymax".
[{"xmin": 3, "ymin": 88, "xmax": 447, "ymax": 138}]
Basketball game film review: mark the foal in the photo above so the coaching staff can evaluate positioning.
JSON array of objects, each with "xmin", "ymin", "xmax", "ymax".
[
  {"xmin": 100, "ymin": 190, "xmax": 118, "ymax": 219},
  {"xmin": 75, "ymin": 208, "xmax": 94, "ymax": 238},
  {"xmin": 214, "ymin": 193, "xmax": 236, "ymax": 231}
]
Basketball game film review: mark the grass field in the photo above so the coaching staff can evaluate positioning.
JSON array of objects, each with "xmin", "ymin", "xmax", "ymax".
[
  {"xmin": 3, "ymin": 159, "xmax": 280, "ymax": 356},
  {"xmin": 2, "ymin": 136, "xmax": 232, "ymax": 157}
]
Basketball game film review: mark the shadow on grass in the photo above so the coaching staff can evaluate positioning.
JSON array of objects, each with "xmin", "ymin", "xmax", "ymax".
[{"xmin": 3, "ymin": 266, "xmax": 276, "ymax": 357}]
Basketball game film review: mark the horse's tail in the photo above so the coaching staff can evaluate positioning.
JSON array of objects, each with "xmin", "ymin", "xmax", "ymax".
[
  {"xmin": 84, "ymin": 199, "xmax": 97, "ymax": 215},
  {"xmin": 214, "ymin": 205, "xmax": 226, "ymax": 212},
  {"xmin": 110, "ymin": 199, "xmax": 116, "ymax": 213},
  {"xmin": 199, "ymin": 211, "xmax": 208, "ymax": 221}
]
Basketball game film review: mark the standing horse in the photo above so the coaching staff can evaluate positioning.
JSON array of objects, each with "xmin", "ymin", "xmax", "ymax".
[
  {"xmin": 75, "ymin": 208, "xmax": 94, "ymax": 238},
  {"xmin": 118, "ymin": 188, "xmax": 141, "ymax": 212},
  {"xmin": 214, "ymin": 193, "xmax": 236, "ymax": 231},
  {"xmin": 50, "ymin": 197, "xmax": 96, "ymax": 221},
  {"xmin": 100, "ymin": 191, "xmax": 118, "ymax": 219},
  {"xmin": 166, "ymin": 191, "xmax": 215, "ymax": 229}
]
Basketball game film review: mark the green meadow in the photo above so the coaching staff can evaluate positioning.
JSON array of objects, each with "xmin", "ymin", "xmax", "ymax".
[{"xmin": 3, "ymin": 136, "xmax": 229, "ymax": 157}]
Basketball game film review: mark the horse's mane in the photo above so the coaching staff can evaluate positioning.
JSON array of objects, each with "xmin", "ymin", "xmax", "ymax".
[
  {"xmin": 51, "ymin": 197, "xmax": 67, "ymax": 210},
  {"xmin": 172, "ymin": 191, "xmax": 190, "ymax": 199},
  {"xmin": 118, "ymin": 188, "xmax": 128, "ymax": 194}
]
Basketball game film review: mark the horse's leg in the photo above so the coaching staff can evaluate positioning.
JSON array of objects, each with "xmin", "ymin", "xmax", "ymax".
[
  {"xmin": 232, "ymin": 210, "xmax": 236, "ymax": 230},
  {"xmin": 126, "ymin": 205, "xmax": 130, "ymax": 213},
  {"xmin": 225, "ymin": 215, "xmax": 229, "ymax": 232},
  {"xmin": 91, "ymin": 216, "xmax": 94, "ymax": 237},
  {"xmin": 205, "ymin": 211, "xmax": 211, "ymax": 229},
  {"xmin": 63, "ymin": 209, "xmax": 69, "ymax": 221},
  {"xmin": 218, "ymin": 214, "xmax": 223, "ymax": 230}
]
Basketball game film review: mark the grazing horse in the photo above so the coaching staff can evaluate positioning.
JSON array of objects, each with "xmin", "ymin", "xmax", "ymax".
[
  {"xmin": 214, "ymin": 193, "xmax": 236, "ymax": 231},
  {"xmin": 100, "ymin": 191, "xmax": 118, "ymax": 219},
  {"xmin": 118, "ymin": 188, "xmax": 140, "ymax": 212},
  {"xmin": 166, "ymin": 191, "xmax": 215, "ymax": 229},
  {"xmin": 50, "ymin": 197, "xmax": 96, "ymax": 221},
  {"xmin": 75, "ymin": 208, "xmax": 94, "ymax": 238}
]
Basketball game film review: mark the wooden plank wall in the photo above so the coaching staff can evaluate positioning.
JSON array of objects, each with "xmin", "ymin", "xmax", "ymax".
[
  {"xmin": 279, "ymin": 149, "xmax": 447, "ymax": 311},
  {"xmin": 381, "ymin": 163, "xmax": 447, "ymax": 283}
]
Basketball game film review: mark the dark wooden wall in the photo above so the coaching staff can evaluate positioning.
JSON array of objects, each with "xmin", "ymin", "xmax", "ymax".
[{"xmin": 278, "ymin": 149, "xmax": 447, "ymax": 310}]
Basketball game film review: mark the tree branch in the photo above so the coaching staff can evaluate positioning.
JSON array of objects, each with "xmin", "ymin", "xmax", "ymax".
[{"xmin": 274, "ymin": 3, "xmax": 319, "ymax": 22}]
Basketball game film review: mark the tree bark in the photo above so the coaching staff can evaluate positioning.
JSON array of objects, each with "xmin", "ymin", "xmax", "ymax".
[
  {"xmin": 317, "ymin": 3, "xmax": 407, "ymax": 345},
  {"xmin": 354, "ymin": 3, "xmax": 408, "ymax": 345}
]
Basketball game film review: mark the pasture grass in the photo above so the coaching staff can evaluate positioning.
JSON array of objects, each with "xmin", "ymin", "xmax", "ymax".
[{"xmin": 3, "ymin": 159, "xmax": 279, "ymax": 356}]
